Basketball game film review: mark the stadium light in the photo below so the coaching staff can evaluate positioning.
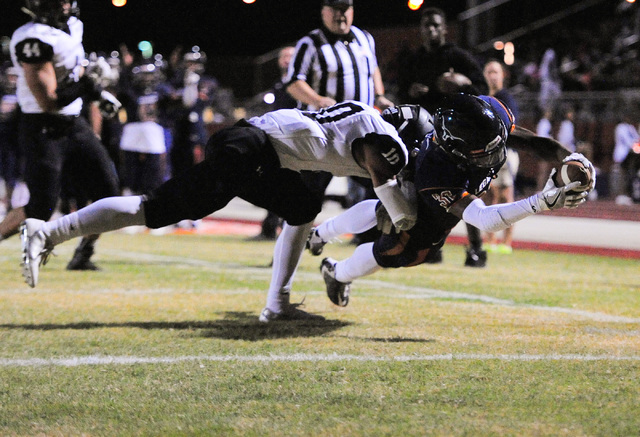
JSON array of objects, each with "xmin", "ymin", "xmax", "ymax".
[
  {"xmin": 408, "ymin": 0, "xmax": 423, "ymax": 11},
  {"xmin": 112, "ymin": 0, "xmax": 126, "ymax": 6},
  {"xmin": 503, "ymin": 41, "xmax": 515, "ymax": 65}
]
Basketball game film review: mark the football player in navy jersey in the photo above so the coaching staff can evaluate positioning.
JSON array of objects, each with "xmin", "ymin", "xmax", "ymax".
[
  {"xmin": 18, "ymin": 101, "xmax": 427, "ymax": 321},
  {"xmin": 306, "ymin": 94, "xmax": 596, "ymax": 308},
  {"xmin": 0, "ymin": 0, "xmax": 121, "ymax": 270}
]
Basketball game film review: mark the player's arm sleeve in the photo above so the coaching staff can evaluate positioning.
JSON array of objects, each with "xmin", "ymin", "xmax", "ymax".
[{"xmin": 461, "ymin": 196, "xmax": 543, "ymax": 233}]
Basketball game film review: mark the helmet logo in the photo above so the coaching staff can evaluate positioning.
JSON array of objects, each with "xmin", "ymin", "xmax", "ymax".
[{"xmin": 484, "ymin": 135, "xmax": 502, "ymax": 152}]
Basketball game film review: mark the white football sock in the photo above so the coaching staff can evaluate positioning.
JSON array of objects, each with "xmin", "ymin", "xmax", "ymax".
[
  {"xmin": 265, "ymin": 221, "xmax": 313, "ymax": 312},
  {"xmin": 43, "ymin": 196, "xmax": 146, "ymax": 246},
  {"xmin": 335, "ymin": 242, "xmax": 381, "ymax": 283},
  {"xmin": 315, "ymin": 199, "xmax": 377, "ymax": 242}
]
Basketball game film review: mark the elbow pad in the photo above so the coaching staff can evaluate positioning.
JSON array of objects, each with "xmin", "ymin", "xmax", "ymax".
[{"xmin": 374, "ymin": 179, "xmax": 417, "ymax": 231}]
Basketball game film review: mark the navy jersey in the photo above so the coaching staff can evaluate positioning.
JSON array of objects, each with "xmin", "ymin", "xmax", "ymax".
[
  {"xmin": 373, "ymin": 95, "xmax": 515, "ymax": 267},
  {"xmin": 414, "ymin": 94, "xmax": 515, "ymax": 226}
]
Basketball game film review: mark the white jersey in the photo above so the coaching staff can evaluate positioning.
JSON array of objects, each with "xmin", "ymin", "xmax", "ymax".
[
  {"xmin": 10, "ymin": 17, "xmax": 85, "ymax": 115},
  {"xmin": 247, "ymin": 101, "xmax": 407, "ymax": 178}
]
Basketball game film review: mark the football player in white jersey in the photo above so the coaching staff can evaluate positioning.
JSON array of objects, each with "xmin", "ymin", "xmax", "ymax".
[
  {"xmin": 19, "ymin": 101, "xmax": 426, "ymax": 320},
  {"xmin": 0, "ymin": 0, "xmax": 121, "ymax": 270}
]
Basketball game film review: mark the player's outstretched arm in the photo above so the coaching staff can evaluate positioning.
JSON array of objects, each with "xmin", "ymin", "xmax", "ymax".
[{"xmin": 450, "ymin": 154, "xmax": 595, "ymax": 233}]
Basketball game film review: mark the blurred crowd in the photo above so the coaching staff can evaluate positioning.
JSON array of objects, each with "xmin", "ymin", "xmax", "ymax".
[
  {"xmin": 0, "ymin": 44, "xmax": 238, "ymax": 218},
  {"xmin": 504, "ymin": 1, "xmax": 640, "ymax": 94},
  {"xmin": 1, "ymin": 0, "xmax": 640, "ymax": 217}
]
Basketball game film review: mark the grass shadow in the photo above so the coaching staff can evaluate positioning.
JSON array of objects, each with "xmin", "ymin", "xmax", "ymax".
[{"xmin": 0, "ymin": 311, "xmax": 352, "ymax": 341}]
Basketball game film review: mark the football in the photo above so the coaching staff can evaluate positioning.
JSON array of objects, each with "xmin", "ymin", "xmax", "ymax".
[{"xmin": 552, "ymin": 160, "xmax": 591, "ymax": 193}]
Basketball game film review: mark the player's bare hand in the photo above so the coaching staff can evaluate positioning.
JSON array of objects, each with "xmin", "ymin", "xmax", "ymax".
[{"xmin": 316, "ymin": 96, "xmax": 337, "ymax": 108}]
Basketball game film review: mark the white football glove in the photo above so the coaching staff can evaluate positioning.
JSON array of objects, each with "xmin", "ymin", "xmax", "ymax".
[
  {"xmin": 375, "ymin": 202, "xmax": 394, "ymax": 234},
  {"xmin": 533, "ymin": 169, "xmax": 587, "ymax": 211},
  {"xmin": 98, "ymin": 90, "xmax": 122, "ymax": 119},
  {"xmin": 563, "ymin": 152, "xmax": 596, "ymax": 192}
]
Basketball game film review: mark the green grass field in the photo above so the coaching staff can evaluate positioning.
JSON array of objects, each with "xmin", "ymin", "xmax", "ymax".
[{"xmin": 0, "ymin": 231, "xmax": 638, "ymax": 436}]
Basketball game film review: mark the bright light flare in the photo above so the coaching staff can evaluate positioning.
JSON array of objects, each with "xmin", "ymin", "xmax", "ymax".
[
  {"xmin": 243, "ymin": 0, "xmax": 257, "ymax": 4},
  {"xmin": 263, "ymin": 93, "xmax": 275, "ymax": 105},
  {"xmin": 112, "ymin": 0, "xmax": 127, "ymax": 6},
  {"xmin": 408, "ymin": 0, "xmax": 423, "ymax": 11}
]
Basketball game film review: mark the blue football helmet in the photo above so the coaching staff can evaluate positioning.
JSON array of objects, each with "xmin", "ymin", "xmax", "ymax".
[{"xmin": 432, "ymin": 93, "xmax": 507, "ymax": 171}]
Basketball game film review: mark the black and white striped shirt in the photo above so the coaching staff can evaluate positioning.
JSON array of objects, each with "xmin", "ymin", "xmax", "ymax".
[{"xmin": 285, "ymin": 25, "xmax": 379, "ymax": 110}]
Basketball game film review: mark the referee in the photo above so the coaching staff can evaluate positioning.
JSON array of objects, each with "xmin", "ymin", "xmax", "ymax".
[{"xmin": 285, "ymin": 0, "xmax": 393, "ymax": 111}]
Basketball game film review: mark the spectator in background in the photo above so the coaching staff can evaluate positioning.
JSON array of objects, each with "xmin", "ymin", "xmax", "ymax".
[
  {"xmin": 249, "ymin": 46, "xmax": 297, "ymax": 241},
  {"xmin": 397, "ymin": 6, "xmax": 489, "ymax": 267},
  {"xmin": 538, "ymin": 48, "xmax": 562, "ymax": 112},
  {"xmin": 397, "ymin": 7, "xmax": 488, "ymax": 114},
  {"xmin": 482, "ymin": 60, "xmax": 520, "ymax": 254},
  {"xmin": 0, "ymin": 65, "xmax": 22, "ymax": 218},
  {"xmin": 119, "ymin": 93, "xmax": 166, "ymax": 196},
  {"xmin": 170, "ymin": 48, "xmax": 218, "ymax": 180},
  {"xmin": 536, "ymin": 108, "xmax": 554, "ymax": 191},
  {"xmin": 557, "ymin": 105, "xmax": 576, "ymax": 153},
  {"xmin": 271, "ymin": 46, "xmax": 297, "ymax": 111},
  {"xmin": 612, "ymin": 113, "xmax": 640, "ymax": 205}
]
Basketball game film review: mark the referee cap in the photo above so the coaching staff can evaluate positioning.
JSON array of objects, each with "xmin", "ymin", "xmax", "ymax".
[{"xmin": 322, "ymin": 0, "xmax": 353, "ymax": 8}]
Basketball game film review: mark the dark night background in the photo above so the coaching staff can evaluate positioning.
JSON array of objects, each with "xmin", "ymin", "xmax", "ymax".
[
  {"xmin": 1, "ymin": 0, "xmax": 615, "ymax": 57},
  {"xmin": 0, "ymin": 0, "xmax": 622, "ymax": 98}
]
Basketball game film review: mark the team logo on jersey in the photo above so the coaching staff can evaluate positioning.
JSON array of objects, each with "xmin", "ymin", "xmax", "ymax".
[{"xmin": 431, "ymin": 190, "xmax": 456, "ymax": 208}]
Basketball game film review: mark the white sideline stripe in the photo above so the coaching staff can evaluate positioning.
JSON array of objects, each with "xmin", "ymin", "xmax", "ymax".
[{"xmin": 1, "ymin": 353, "xmax": 640, "ymax": 367}]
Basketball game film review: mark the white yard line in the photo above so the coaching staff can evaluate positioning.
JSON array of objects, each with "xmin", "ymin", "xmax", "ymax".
[{"xmin": 1, "ymin": 353, "xmax": 639, "ymax": 368}]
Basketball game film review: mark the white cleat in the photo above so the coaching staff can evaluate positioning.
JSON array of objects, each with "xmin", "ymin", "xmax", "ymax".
[{"xmin": 20, "ymin": 219, "xmax": 53, "ymax": 288}]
